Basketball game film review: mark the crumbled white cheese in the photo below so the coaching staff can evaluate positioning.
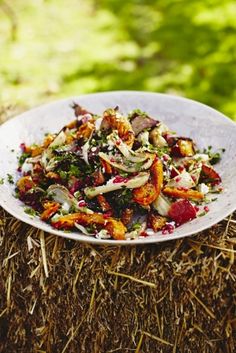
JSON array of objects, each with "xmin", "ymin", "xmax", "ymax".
[
  {"xmin": 198, "ymin": 183, "xmax": 209, "ymax": 195},
  {"xmin": 95, "ymin": 229, "xmax": 111, "ymax": 239}
]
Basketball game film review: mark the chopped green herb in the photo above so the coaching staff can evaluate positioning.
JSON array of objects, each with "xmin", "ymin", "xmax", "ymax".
[
  {"xmin": 24, "ymin": 207, "xmax": 38, "ymax": 216},
  {"xmin": 0, "ymin": 178, "xmax": 4, "ymax": 185},
  {"xmin": 18, "ymin": 152, "xmax": 31, "ymax": 166},
  {"xmin": 7, "ymin": 174, "xmax": 14, "ymax": 184}
]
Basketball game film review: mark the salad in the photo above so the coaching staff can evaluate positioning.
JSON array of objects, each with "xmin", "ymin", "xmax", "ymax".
[{"xmin": 15, "ymin": 104, "xmax": 223, "ymax": 240}]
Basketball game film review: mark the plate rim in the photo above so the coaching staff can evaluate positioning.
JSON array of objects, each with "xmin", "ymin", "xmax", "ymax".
[{"xmin": 0, "ymin": 90, "xmax": 236, "ymax": 245}]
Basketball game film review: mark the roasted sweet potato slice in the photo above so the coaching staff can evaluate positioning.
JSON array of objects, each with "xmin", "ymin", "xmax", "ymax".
[
  {"xmin": 151, "ymin": 158, "xmax": 163, "ymax": 196},
  {"xmin": 163, "ymin": 187, "xmax": 204, "ymax": 200},
  {"xmin": 41, "ymin": 202, "xmax": 60, "ymax": 221},
  {"xmin": 201, "ymin": 164, "xmax": 221, "ymax": 183},
  {"xmin": 171, "ymin": 138, "xmax": 195, "ymax": 157},
  {"xmin": 101, "ymin": 108, "xmax": 134, "ymax": 147},
  {"xmin": 133, "ymin": 182, "xmax": 157, "ymax": 206},
  {"xmin": 31, "ymin": 145, "xmax": 44, "ymax": 157},
  {"xmin": 148, "ymin": 213, "xmax": 166, "ymax": 232},
  {"xmin": 100, "ymin": 158, "xmax": 113, "ymax": 174},
  {"xmin": 105, "ymin": 219, "xmax": 127, "ymax": 240},
  {"xmin": 43, "ymin": 134, "xmax": 55, "ymax": 148},
  {"xmin": 51, "ymin": 212, "xmax": 126, "ymax": 240},
  {"xmin": 168, "ymin": 199, "xmax": 196, "ymax": 225},
  {"xmin": 133, "ymin": 158, "xmax": 163, "ymax": 206},
  {"xmin": 76, "ymin": 121, "xmax": 94, "ymax": 140}
]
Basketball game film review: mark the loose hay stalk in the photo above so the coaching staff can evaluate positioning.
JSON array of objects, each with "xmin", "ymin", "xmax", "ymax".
[{"xmin": 0, "ymin": 205, "xmax": 236, "ymax": 353}]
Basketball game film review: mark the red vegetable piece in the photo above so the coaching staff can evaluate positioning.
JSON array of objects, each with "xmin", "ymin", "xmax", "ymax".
[
  {"xmin": 168, "ymin": 199, "xmax": 197, "ymax": 225},
  {"xmin": 201, "ymin": 164, "xmax": 221, "ymax": 183}
]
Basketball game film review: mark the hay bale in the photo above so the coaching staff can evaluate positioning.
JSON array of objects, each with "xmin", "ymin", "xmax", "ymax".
[{"xmin": 0, "ymin": 206, "xmax": 235, "ymax": 353}]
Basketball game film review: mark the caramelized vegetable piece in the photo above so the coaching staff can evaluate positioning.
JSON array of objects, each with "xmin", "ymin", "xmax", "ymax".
[
  {"xmin": 100, "ymin": 158, "xmax": 113, "ymax": 174},
  {"xmin": 97, "ymin": 195, "xmax": 113, "ymax": 213},
  {"xmin": 148, "ymin": 213, "xmax": 166, "ymax": 232},
  {"xmin": 163, "ymin": 187, "xmax": 204, "ymax": 200},
  {"xmin": 168, "ymin": 199, "xmax": 196, "ymax": 225},
  {"xmin": 43, "ymin": 134, "xmax": 55, "ymax": 148},
  {"xmin": 72, "ymin": 103, "xmax": 92, "ymax": 117},
  {"xmin": 133, "ymin": 182, "xmax": 157, "ymax": 206},
  {"xmin": 17, "ymin": 176, "xmax": 36, "ymax": 194},
  {"xmin": 101, "ymin": 108, "xmax": 134, "ymax": 147},
  {"xmin": 121, "ymin": 208, "xmax": 134, "ymax": 225},
  {"xmin": 93, "ymin": 169, "xmax": 105, "ymax": 186},
  {"xmin": 76, "ymin": 121, "xmax": 94, "ymax": 140},
  {"xmin": 133, "ymin": 158, "xmax": 163, "ymax": 206},
  {"xmin": 41, "ymin": 201, "xmax": 60, "ymax": 221},
  {"xmin": 105, "ymin": 219, "xmax": 127, "ymax": 240},
  {"xmin": 151, "ymin": 158, "xmax": 164, "ymax": 196},
  {"xmin": 171, "ymin": 138, "xmax": 195, "ymax": 157},
  {"xmin": 201, "ymin": 164, "xmax": 221, "ymax": 183},
  {"xmin": 130, "ymin": 114, "xmax": 157, "ymax": 135},
  {"xmin": 46, "ymin": 172, "xmax": 61, "ymax": 181},
  {"xmin": 31, "ymin": 145, "xmax": 43, "ymax": 157},
  {"xmin": 51, "ymin": 212, "xmax": 126, "ymax": 240}
]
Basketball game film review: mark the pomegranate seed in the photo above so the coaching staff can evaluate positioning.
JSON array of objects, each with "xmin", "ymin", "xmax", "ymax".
[
  {"xmin": 20, "ymin": 143, "xmax": 26, "ymax": 152},
  {"xmin": 163, "ymin": 154, "xmax": 169, "ymax": 161},
  {"xmin": 204, "ymin": 206, "xmax": 209, "ymax": 212},
  {"xmin": 113, "ymin": 176, "xmax": 129, "ymax": 184}
]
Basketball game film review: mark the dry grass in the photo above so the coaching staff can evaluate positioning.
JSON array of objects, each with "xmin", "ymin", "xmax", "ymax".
[{"xmin": 0, "ymin": 207, "xmax": 235, "ymax": 353}]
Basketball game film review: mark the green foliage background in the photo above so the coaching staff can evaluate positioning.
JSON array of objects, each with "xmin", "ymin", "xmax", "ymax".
[{"xmin": 0, "ymin": 0, "xmax": 236, "ymax": 120}]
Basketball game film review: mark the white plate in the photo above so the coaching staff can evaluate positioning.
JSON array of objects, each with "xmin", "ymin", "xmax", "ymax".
[{"xmin": 0, "ymin": 91, "xmax": 236, "ymax": 245}]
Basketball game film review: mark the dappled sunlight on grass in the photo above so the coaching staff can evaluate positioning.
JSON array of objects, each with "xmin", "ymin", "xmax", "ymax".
[{"xmin": 0, "ymin": 0, "xmax": 235, "ymax": 120}]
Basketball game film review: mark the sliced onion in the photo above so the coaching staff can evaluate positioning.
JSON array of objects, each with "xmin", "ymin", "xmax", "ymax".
[
  {"xmin": 75, "ymin": 223, "xmax": 95, "ymax": 235},
  {"xmin": 99, "ymin": 152, "xmax": 155, "ymax": 173},
  {"xmin": 84, "ymin": 172, "xmax": 150, "ymax": 199},
  {"xmin": 152, "ymin": 193, "xmax": 171, "ymax": 216}
]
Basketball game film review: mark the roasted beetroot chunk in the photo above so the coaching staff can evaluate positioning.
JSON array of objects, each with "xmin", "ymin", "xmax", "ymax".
[
  {"xmin": 168, "ymin": 199, "xmax": 197, "ymax": 225},
  {"xmin": 201, "ymin": 164, "xmax": 221, "ymax": 183}
]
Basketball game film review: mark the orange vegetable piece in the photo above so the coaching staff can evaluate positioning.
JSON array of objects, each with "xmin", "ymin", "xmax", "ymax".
[
  {"xmin": 30, "ymin": 145, "xmax": 43, "ymax": 157},
  {"xmin": 76, "ymin": 121, "xmax": 94, "ymax": 140},
  {"xmin": 51, "ymin": 212, "xmax": 127, "ymax": 240},
  {"xmin": 43, "ymin": 134, "xmax": 55, "ymax": 148},
  {"xmin": 41, "ymin": 202, "xmax": 60, "ymax": 221},
  {"xmin": 163, "ymin": 187, "xmax": 204, "ymax": 200},
  {"xmin": 133, "ymin": 158, "xmax": 163, "ymax": 206},
  {"xmin": 46, "ymin": 172, "xmax": 60, "ymax": 181},
  {"xmin": 133, "ymin": 182, "xmax": 157, "ymax": 206},
  {"xmin": 17, "ymin": 176, "xmax": 36, "ymax": 194},
  {"xmin": 102, "ymin": 109, "xmax": 134, "ymax": 147},
  {"xmin": 100, "ymin": 158, "xmax": 113, "ymax": 174}
]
